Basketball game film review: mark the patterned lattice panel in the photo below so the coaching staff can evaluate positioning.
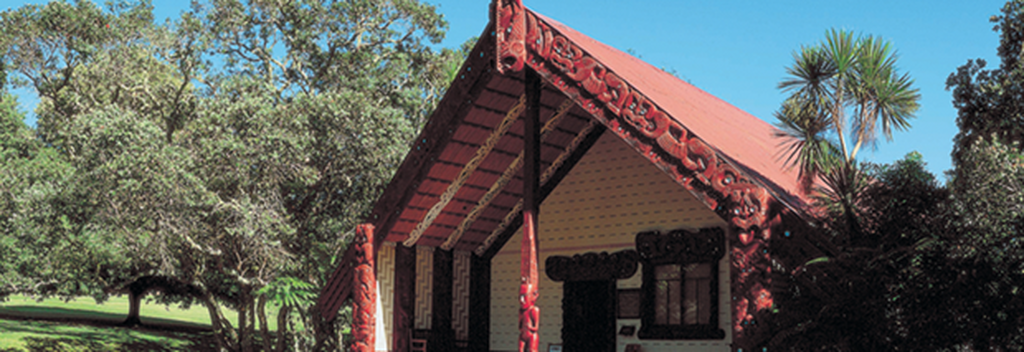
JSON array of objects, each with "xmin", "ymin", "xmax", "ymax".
[
  {"xmin": 377, "ymin": 242, "xmax": 396, "ymax": 351},
  {"xmin": 490, "ymin": 133, "xmax": 729, "ymax": 351},
  {"xmin": 452, "ymin": 250, "xmax": 472, "ymax": 342},
  {"xmin": 414, "ymin": 245, "xmax": 434, "ymax": 330}
]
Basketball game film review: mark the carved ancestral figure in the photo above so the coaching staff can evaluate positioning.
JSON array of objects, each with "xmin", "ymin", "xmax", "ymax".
[{"xmin": 518, "ymin": 280, "xmax": 540, "ymax": 352}]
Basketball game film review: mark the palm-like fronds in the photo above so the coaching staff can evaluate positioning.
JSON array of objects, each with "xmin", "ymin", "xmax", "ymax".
[
  {"xmin": 775, "ymin": 29, "xmax": 919, "ymax": 193},
  {"xmin": 774, "ymin": 98, "xmax": 840, "ymax": 193},
  {"xmin": 849, "ymin": 36, "xmax": 920, "ymax": 159},
  {"xmin": 779, "ymin": 46, "xmax": 836, "ymax": 113}
]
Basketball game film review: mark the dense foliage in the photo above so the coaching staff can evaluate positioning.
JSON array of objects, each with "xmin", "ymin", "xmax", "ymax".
[
  {"xmin": 0, "ymin": 0, "xmax": 461, "ymax": 350},
  {"xmin": 769, "ymin": 1, "xmax": 1024, "ymax": 351}
]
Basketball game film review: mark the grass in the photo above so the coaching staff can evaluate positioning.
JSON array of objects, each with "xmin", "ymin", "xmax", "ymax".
[
  {"xmin": 0, "ymin": 318, "xmax": 216, "ymax": 352},
  {"xmin": 0, "ymin": 294, "xmax": 281, "ymax": 351}
]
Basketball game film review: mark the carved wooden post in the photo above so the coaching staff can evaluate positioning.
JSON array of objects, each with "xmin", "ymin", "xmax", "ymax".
[
  {"xmin": 519, "ymin": 69, "xmax": 542, "ymax": 352},
  {"xmin": 351, "ymin": 224, "xmax": 376, "ymax": 352}
]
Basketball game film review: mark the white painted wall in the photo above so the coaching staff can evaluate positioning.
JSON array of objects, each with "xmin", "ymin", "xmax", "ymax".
[{"xmin": 490, "ymin": 133, "xmax": 731, "ymax": 352}]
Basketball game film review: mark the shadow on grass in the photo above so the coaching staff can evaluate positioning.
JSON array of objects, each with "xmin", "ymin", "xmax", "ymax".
[
  {"xmin": 4, "ymin": 335, "xmax": 219, "ymax": 352},
  {"xmin": 0, "ymin": 306, "xmax": 210, "ymax": 332},
  {"xmin": 0, "ymin": 309, "xmax": 220, "ymax": 352}
]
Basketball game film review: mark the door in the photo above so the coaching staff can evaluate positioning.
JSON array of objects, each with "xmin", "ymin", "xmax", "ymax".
[{"xmin": 562, "ymin": 280, "xmax": 615, "ymax": 352}]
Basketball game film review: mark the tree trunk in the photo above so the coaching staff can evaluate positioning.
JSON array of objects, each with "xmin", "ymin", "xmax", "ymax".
[
  {"xmin": 239, "ymin": 291, "xmax": 253, "ymax": 352},
  {"xmin": 203, "ymin": 292, "xmax": 237, "ymax": 352},
  {"xmin": 122, "ymin": 286, "xmax": 144, "ymax": 327},
  {"xmin": 275, "ymin": 305, "xmax": 291, "ymax": 352},
  {"xmin": 258, "ymin": 295, "xmax": 271, "ymax": 352}
]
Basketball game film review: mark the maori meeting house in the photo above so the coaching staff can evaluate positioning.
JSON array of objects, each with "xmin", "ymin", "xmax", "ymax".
[{"xmin": 316, "ymin": 0, "xmax": 833, "ymax": 351}]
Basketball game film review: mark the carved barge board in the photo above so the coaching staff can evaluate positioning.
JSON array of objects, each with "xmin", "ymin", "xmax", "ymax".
[{"xmin": 318, "ymin": 242, "xmax": 358, "ymax": 322}]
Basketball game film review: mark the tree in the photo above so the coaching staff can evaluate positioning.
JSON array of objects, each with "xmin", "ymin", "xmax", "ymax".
[
  {"xmin": 776, "ymin": 29, "xmax": 920, "ymax": 193},
  {"xmin": 882, "ymin": 139, "xmax": 1024, "ymax": 352},
  {"xmin": 2, "ymin": 0, "xmax": 460, "ymax": 349},
  {"xmin": 770, "ymin": 2, "xmax": 1024, "ymax": 350},
  {"xmin": 769, "ymin": 29, "xmax": 929, "ymax": 352},
  {"xmin": 947, "ymin": 0, "xmax": 1024, "ymax": 186},
  {"xmin": 768, "ymin": 153, "xmax": 953, "ymax": 351},
  {"xmin": 175, "ymin": 0, "xmax": 460, "ymax": 349},
  {"xmin": 0, "ymin": 94, "xmax": 75, "ymax": 299},
  {"xmin": 776, "ymin": 29, "xmax": 921, "ymax": 249},
  {"xmin": 930, "ymin": 2, "xmax": 1024, "ymax": 348},
  {"xmin": 0, "ymin": 0, "xmax": 212, "ymax": 329}
]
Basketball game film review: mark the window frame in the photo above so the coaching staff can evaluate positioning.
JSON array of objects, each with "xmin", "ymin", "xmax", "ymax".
[{"xmin": 636, "ymin": 227, "xmax": 726, "ymax": 340}]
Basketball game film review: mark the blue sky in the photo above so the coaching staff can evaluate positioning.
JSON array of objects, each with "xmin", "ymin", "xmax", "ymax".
[{"xmin": 6, "ymin": 0, "xmax": 1008, "ymax": 178}]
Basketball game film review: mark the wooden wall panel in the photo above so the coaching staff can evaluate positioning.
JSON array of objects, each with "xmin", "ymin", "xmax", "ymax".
[
  {"xmin": 490, "ymin": 133, "xmax": 730, "ymax": 351},
  {"xmin": 414, "ymin": 246, "xmax": 433, "ymax": 330},
  {"xmin": 452, "ymin": 250, "xmax": 472, "ymax": 344},
  {"xmin": 377, "ymin": 243, "xmax": 396, "ymax": 351}
]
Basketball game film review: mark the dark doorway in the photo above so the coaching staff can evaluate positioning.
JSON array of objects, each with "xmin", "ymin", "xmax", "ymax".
[{"xmin": 562, "ymin": 280, "xmax": 615, "ymax": 352}]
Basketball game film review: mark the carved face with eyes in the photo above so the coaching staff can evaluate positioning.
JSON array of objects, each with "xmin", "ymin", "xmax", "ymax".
[{"xmin": 519, "ymin": 278, "xmax": 536, "ymax": 309}]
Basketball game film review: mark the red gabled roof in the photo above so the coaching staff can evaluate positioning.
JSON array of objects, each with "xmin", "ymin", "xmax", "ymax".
[
  {"xmin": 536, "ymin": 13, "xmax": 810, "ymax": 210},
  {"xmin": 363, "ymin": 5, "xmax": 824, "ymax": 254}
]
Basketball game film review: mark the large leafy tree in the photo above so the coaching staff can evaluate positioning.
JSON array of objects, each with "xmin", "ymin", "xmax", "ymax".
[
  {"xmin": 927, "ymin": 1, "xmax": 1024, "ymax": 349},
  {"xmin": 176, "ymin": 0, "xmax": 457, "ymax": 349},
  {"xmin": 2, "ymin": 0, "xmax": 459, "ymax": 350},
  {"xmin": 0, "ymin": 94, "xmax": 75, "ymax": 299},
  {"xmin": 0, "ymin": 0, "xmax": 210, "ymax": 329},
  {"xmin": 947, "ymin": 0, "xmax": 1024, "ymax": 184}
]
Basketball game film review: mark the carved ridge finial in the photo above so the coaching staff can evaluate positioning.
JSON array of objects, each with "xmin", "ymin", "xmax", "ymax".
[{"xmin": 492, "ymin": 0, "xmax": 526, "ymax": 73}]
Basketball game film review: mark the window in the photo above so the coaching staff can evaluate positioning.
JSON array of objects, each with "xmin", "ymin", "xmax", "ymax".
[
  {"xmin": 636, "ymin": 228, "xmax": 725, "ymax": 340},
  {"xmin": 653, "ymin": 263, "xmax": 712, "ymax": 325}
]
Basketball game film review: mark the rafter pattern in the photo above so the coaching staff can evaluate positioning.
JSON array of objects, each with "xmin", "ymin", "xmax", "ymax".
[
  {"xmin": 440, "ymin": 98, "xmax": 575, "ymax": 250},
  {"xmin": 404, "ymin": 94, "xmax": 527, "ymax": 246},
  {"xmin": 475, "ymin": 119, "xmax": 600, "ymax": 255}
]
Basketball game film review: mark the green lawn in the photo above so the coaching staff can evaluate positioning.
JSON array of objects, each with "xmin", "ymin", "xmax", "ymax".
[
  {"xmin": 0, "ymin": 295, "xmax": 280, "ymax": 351},
  {"xmin": 0, "ymin": 318, "xmax": 215, "ymax": 352}
]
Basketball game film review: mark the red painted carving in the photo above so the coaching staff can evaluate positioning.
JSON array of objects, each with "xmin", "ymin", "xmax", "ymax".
[
  {"xmin": 517, "ymin": 9, "xmax": 773, "ymax": 231},
  {"xmin": 519, "ymin": 212, "xmax": 540, "ymax": 352},
  {"xmin": 512, "ymin": 9, "xmax": 784, "ymax": 348},
  {"xmin": 351, "ymin": 224, "xmax": 376, "ymax": 352},
  {"xmin": 493, "ymin": 0, "xmax": 526, "ymax": 73}
]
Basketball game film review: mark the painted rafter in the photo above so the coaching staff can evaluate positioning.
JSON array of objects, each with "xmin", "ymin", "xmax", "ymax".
[
  {"xmin": 475, "ymin": 119, "xmax": 600, "ymax": 255},
  {"xmin": 441, "ymin": 98, "xmax": 576, "ymax": 250},
  {"xmin": 403, "ymin": 94, "xmax": 527, "ymax": 246}
]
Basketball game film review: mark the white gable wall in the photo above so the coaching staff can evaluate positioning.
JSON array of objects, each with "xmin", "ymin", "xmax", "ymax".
[{"xmin": 490, "ymin": 132, "xmax": 731, "ymax": 352}]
